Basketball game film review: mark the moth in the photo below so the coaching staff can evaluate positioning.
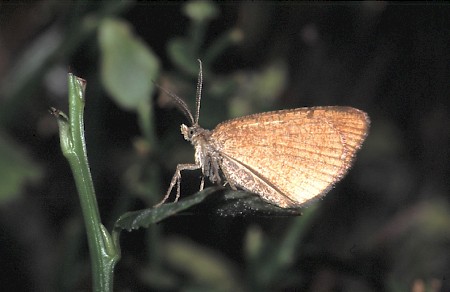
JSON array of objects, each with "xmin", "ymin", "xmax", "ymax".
[{"xmin": 156, "ymin": 61, "xmax": 370, "ymax": 208}]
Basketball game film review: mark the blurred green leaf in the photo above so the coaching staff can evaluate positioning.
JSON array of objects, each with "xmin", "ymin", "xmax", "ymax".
[
  {"xmin": 245, "ymin": 206, "xmax": 317, "ymax": 289},
  {"xmin": 0, "ymin": 132, "xmax": 42, "ymax": 203},
  {"xmin": 384, "ymin": 200, "xmax": 450, "ymax": 290},
  {"xmin": 203, "ymin": 28, "xmax": 244, "ymax": 65},
  {"xmin": 183, "ymin": 0, "xmax": 219, "ymax": 22},
  {"xmin": 167, "ymin": 1, "xmax": 231, "ymax": 75},
  {"xmin": 163, "ymin": 237, "xmax": 244, "ymax": 291},
  {"xmin": 245, "ymin": 225, "xmax": 264, "ymax": 264},
  {"xmin": 99, "ymin": 18, "xmax": 160, "ymax": 111},
  {"xmin": 167, "ymin": 37, "xmax": 199, "ymax": 76},
  {"xmin": 230, "ymin": 61, "xmax": 288, "ymax": 118}
]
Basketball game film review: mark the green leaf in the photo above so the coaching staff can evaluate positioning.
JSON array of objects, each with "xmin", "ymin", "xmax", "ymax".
[
  {"xmin": 208, "ymin": 190, "xmax": 303, "ymax": 217},
  {"xmin": 0, "ymin": 132, "xmax": 42, "ymax": 203},
  {"xmin": 99, "ymin": 18, "xmax": 160, "ymax": 111},
  {"xmin": 163, "ymin": 237, "xmax": 244, "ymax": 291},
  {"xmin": 167, "ymin": 37, "xmax": 199, "ymax": 76},
  {"xmin": 229, "ymin": 61, "xmax": 288, "ymax": 117},
  {"xmin": 115, "ymin": 187, "xmax": 219, "ymax": 231},
  {"xmin": 183, "ymin": 0, "xmax": 219, "ymax": 22},
  {"xmin": 115, "ymin": 187, "xmax": 302, "ymax": 233}
]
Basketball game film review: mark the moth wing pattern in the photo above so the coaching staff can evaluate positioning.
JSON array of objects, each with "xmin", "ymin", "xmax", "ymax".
[{"xmin": 210, "ymin": 106, "xmax": 370, "ymax": 208}]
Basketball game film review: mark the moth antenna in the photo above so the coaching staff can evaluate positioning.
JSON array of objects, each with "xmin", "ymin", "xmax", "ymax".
[
  {"xmin": 153, "ymin": 81, "xmax": 195, "ymax": 125},
  {"xmin": 194, "ymin": 59, "xmax": 203, "ymax": 125}
]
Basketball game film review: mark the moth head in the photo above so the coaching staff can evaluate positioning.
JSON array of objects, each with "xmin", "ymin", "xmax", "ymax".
[{"xmin": 181, "ymin": 124, "xmax": 194, "ymax": 141}]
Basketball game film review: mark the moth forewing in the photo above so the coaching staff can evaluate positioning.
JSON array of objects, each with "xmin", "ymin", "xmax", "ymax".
[{"xmin": 208, "ymin": 107, "xmax": 370, "ymax": 207}]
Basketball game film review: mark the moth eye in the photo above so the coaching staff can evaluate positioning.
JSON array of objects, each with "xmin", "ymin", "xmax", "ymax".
[{"xmin": 189, "ymin": 129, "xmax": 195, "ymax": 137}]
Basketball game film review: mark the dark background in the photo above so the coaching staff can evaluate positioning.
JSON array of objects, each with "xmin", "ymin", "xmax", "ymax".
[{"xmin": 0, "ymin": 2, "xmax": 449, "ymax": 291}]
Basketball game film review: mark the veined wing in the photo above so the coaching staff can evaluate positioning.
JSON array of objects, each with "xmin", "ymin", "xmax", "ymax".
[{"xmin": 210, "ymin": 106, "xmax": 369, "ymax": 207}]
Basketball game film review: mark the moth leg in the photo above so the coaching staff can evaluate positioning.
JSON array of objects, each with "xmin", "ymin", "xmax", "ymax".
[
  {"xmin": 199, "ymin": 176, "xmax": 205, "ymax": 191},
  {"xmin": 220, "ymin": 166, "xmax": 238, "ymax": 190},
  {"xmin": 154, "ymin": 163, "xmax": 200, "ymax": 207}
]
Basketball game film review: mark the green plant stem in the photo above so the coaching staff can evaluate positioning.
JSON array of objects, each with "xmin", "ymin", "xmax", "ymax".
[
  {"xmin": 137, "ymin": 100, "xmax": 156, "ymax": 148},
  {"xmin": 54, "ymin": 74, "xmax": 119, "ymax": 292},
  {"xmin": 249, "ymin": 206, "xmax": 317, "ymax": 290},
  {"xmin": 188, "ymin": 19, "xmax": 206, "ymax": 58}
]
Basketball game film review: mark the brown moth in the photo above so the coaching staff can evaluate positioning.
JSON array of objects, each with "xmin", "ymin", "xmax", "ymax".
[{"xmin": 156, "ymin": 60, "xmax": 370, "ymax": 208}]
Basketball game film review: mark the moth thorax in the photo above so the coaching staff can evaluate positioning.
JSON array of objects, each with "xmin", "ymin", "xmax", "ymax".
[
  {"xmin": 189, "ymin": 127, "xmax": 212, "ymax": 167},
  {"xmin": 197, "ymin": 145, "xmax": 221, "ymax": 184},
  {"xmin": 180, "ymin": 124, "xmax": 221, "ymax": 184}
]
